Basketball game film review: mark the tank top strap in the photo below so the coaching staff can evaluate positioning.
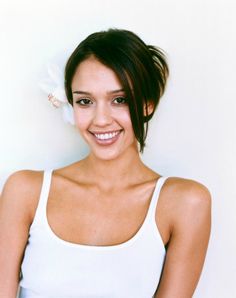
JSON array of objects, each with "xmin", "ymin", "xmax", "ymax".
[
  {"xmin": 30, "ymin": 169, "xmax": 53, "ymax": 228},
  {"xmin": 146, "ymin": 176, "xmax": 170, "ymax": 221}
]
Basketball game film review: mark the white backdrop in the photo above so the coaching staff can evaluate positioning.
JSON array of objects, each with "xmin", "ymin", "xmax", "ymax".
[{"xmin": 0, "ymin": 0, "xmax": 236, "ymax": 297}]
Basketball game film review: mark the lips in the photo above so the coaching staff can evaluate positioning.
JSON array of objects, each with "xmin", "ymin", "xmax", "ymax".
[{"xmin": 89, "ymin": 129, "xmax": 123, "ymax": 146}]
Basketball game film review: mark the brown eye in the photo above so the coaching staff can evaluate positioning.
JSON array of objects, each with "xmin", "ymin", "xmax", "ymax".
[
  {"xmin": 76, "ymin": 98, "xmax": 92, "ymax": 105},
  {"xmin": 113, "ymin": 97, "xmax": 127, "ymax": 104}
]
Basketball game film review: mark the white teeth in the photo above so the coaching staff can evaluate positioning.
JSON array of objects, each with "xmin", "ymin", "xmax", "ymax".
[{"xmin": 94, "ymin": 131, "xmax": 120, "ymax": 140}]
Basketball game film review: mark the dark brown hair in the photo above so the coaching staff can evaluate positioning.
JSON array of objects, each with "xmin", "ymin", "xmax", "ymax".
[{"xmin": 65, "ymin": 28, "xmax": 169, "ymax": 153}]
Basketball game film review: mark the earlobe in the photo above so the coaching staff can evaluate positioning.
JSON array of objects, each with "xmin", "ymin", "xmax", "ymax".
[{"xmin": 143, "ymin": 101, "xmax": 154, "ymax": 117}]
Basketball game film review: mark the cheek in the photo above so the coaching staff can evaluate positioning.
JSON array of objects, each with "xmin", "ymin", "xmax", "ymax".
[
  {"xmin": 74, "ymin": 110, "xmax": 91, "ymax": 129},
  {"xmin": 117, "ymin": 110, "xmax": 133, "ymax": 130},
  {"xmin": 112, "ymin": 106, "xmax": 131, "ymax": 121}
]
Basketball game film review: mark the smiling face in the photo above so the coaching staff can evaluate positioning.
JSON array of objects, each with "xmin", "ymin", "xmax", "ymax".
[{"xmin": 71, "ymin": 56, "xmax": 138, "ymax": 161}]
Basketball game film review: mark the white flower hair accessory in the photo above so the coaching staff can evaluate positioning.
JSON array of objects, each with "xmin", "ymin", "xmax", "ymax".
[{"xmin": 39, "ymin": 63, "xmax": 75, "ymax": 125}]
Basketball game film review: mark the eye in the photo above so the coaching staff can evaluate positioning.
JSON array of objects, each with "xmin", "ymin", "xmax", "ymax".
[
  {"xmin": 76, "ymin": 98, "xmax": 93, "ymax": 106},
  {"xmin": 113, "ymin": 96, "xmax": 127, "ymax": 104}
]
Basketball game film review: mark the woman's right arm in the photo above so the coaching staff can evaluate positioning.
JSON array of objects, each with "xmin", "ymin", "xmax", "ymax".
[{"xmin": 0, "ymin": 170, "xmax": 42, "ymax": 298}]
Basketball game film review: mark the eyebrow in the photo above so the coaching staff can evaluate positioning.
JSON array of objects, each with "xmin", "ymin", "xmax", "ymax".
[{"xmin": 72, "ymin": 89, "xmax": 125, "ymax": 95}]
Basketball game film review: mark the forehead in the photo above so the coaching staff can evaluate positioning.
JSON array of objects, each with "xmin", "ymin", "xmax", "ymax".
[{"xmin": 71, "ymin": 56, "xmax": 122, "ymax": 91}]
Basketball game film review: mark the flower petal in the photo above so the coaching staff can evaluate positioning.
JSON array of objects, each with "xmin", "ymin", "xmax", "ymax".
[{"xmin": 47, "ymin": 63, "xmax": 64, "ymax": 85}]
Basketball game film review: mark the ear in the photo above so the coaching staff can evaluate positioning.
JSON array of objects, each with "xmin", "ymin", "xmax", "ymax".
[{"xmin": 143, "ymin": 101, "xmax": 154, "ymax": 117}]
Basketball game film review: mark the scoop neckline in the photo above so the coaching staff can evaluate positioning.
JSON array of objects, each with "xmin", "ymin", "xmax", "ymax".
[{"xmin": 43, "ymin": 171, "xmax": 164, "ymax": 250}]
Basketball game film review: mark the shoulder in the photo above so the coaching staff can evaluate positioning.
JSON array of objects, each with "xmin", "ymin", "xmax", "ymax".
[
  {"xmin": 1, "ymin": 170, "xmax": 44, "ymax": 224},
  {"xmin": 162, "ymin": 176, "xmax": 211, "ymax": 208},
  {"xmin": 155, "ymin": 178, "xmax": 211, "ymax": 296},
  {"xmin": 162, "ymin": 176, "xmax": 211, "ymax": 230},
  {"xmin": 2, "ymin": 170, "xmax": 43, "ymax": 196}
]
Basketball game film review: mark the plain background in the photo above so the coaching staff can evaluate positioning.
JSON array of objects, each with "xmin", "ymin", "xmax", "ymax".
[{"xmin": 0, "ymin": 0, "xmax": 235, "ymax": 297}]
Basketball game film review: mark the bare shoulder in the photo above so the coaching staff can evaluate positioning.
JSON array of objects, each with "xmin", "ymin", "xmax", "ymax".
[
  {"xmin": 161, "ymin": 176, "xmax": 211, "ymax": 229},
  {"xmin": 2, "ymin": 169, "xmax": 43, "ymax": 198},
  {"xmin": 163, "ymin": 176, "xmax": 211, "ymax": 203},
  {"xmin": 155, "ymin": 178, "xmax": 211, "ymax": 296},
  {"xmin": 1, "ymin": 170, "xmax": 44, "ymax": 224}
]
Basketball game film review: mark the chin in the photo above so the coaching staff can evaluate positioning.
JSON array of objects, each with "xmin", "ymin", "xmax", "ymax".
[{"xmin": 90, "ymin": 149, "xmax": 122, "ymax": 161}]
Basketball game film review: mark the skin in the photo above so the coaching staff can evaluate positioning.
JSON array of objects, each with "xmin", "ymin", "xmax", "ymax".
[{"xmin": 0, "ymin": 56, "xmax": 211, "ymax": 298}]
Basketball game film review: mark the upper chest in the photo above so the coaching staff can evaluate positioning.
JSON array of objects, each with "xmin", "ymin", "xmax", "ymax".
[{"xmin": 45, "ymin": 175, "xmax": 169, "ymax": 246}]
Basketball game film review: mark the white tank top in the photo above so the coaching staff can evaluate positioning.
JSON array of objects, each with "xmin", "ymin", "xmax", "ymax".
[{"xmin": 19, "ymin": 170, "xmax": 168, "ymax": 298}]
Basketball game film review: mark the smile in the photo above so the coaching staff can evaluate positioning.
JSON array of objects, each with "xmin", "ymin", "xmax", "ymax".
[
  {"xmin": 94, "ymin": 131, "xmax": 120, "ymax": 140},
  {"xmin": 89, "ymin": 130, "xmax": 123, "ymax": 145}
]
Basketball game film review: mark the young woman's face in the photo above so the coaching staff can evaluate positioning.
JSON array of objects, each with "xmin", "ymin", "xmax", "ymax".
[{"xmin": 71, "ymin": 56, "xmax": 138, "ymax": 160}]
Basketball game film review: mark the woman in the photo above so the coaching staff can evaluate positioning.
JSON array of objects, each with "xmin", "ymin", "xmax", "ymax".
[{"xmin": 0, "ymin": 29, "xmax": 211, "ymax": 298}]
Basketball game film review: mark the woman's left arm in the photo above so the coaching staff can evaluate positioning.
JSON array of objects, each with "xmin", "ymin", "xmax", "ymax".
[{"xmin": 155, "ymin": 181, "xmax": 211, "ymax": 298}]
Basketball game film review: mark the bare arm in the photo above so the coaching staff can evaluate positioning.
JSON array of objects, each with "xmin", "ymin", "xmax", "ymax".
[
  {"xmin": 0, "ymin": 171, "xmax": 42, "ymax": 298},
  {"xmin": 155, "ymin": 180, "xmax": 211, "ymax": 298}
]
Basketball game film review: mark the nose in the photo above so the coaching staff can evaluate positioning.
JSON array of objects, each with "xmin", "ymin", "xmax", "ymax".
[{"xmin": 92, "ymin": 103, "xmax": 113, "ymax": 127}]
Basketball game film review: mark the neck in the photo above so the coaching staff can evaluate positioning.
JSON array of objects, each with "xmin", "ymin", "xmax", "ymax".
[{"xmin": 80, "ymin": 147, "xmax": 152, "ymax": 191}]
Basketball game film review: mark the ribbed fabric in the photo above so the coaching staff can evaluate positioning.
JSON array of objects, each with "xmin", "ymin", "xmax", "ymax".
[{"xmin": 19, "ymin": 170, "xmax": 168, "ymax": 298}]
